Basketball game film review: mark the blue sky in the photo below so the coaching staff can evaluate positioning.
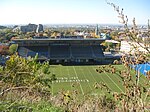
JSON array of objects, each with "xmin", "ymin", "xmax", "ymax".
[{"xmin": 0, "ymin": 0, "xmax": 150, "ymax": 25}]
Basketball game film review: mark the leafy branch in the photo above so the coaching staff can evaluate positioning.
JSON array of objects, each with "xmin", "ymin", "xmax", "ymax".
[{"xmin": 105, "ymin": 0, "xmax": 150, "ymax": 54}]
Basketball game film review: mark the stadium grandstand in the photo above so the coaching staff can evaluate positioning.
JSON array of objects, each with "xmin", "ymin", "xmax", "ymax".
[{"xmin": 12, "ymin": 38, "xmax": 106, "ymax": 64}]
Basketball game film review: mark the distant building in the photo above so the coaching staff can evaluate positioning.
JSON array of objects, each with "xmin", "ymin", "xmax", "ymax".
[
  {"xmin": 120, "ymin": 41, "xmax": 150, "ymax": 54},
  {"xmin": 100, "ymin": 33, "xmax": 111, "ymax": 39},
  {"xmin": 0, "ymin": 25, "xmax": 7, "ymax": 29},
  {"xmin": 13, "ymin": 23, "xmax": 43, "ymax": 33},
  {"xmin": 105, "ymin": 40, "xmax": 120, "ymax": 44},
  {"xmin": 148, "ymin": 19, "xmax": 150, "ymax": 31},
  {"xmin": 95, "ymin": 24, "xmax": 99, "ymax": 36},
  {"xmin": 36, "ymin": 24, "xmax": 43, "ymax": 33}
]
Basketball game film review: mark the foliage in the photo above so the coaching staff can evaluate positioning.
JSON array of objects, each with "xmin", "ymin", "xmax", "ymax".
[
  {"xmin": 0, "ymin": 45, "xmax": 10, "ymax": 55},
  {"xmin": 0, "ymin": 54, "xmax": 57, "ymax": 111},
  {"xmin": 0, "ymin": 54, "xmax": 52, "ymax": 87},
  {"xmin": 106, "ymin": 0, "xmax": 150, "ymax": 54},
  {"xmin": 104, "ymin": 1, "xmax": 150, "ymax": 111},
  {"xmin": 50, "ymin": 90, "xmax": 116, "ymax": 112},
  {"xmin": 96, "ymin": 63, "xmax": 149, "ymax": 111},
  {"xmin": 0, "ymin": 100, "xmax": 63, "ymax": 112},
  {"xmin": 9, "ymin": 44, "xmax": 18, "ymax": 54},
  {"xmin": 0, "ymin": 1, "xmax": 150, "ymax": 111},
  {"xmin": 0, "ymin": 26, "xmax": 7, "ymax": 29},
  {"xmin": 0, "ymin": 29, "xmax": 18, "ymax": 43}
]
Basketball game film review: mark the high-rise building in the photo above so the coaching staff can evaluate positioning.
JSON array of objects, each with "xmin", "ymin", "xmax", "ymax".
[
  {"xmin": 36, "ymin": 24, "xmax": 43, "ymax": 33},
  {"xmin": 148, "ymin": 19, "xmax": 150, "ymax": 31},
  {"xmin": 95, "ymin": 24, "xmax": 99, "ymax": 36},
  {"xmin": 13, "ymin": 24, "xmax": 43, "ymax": 33}
]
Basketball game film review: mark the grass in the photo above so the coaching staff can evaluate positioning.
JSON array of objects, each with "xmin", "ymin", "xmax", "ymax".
[
  {"xmin": 0, "ymin": 101, "xmax": 63, "ymax": 112},
  {"xmin": 1, "ymin": 64, "xmax": 148, "ymax": 112},
  {"xmin": 32, "ymin": 101, "xmax": 63, "ymax": 112},
  {"xmin": 49, "ymin": 65, "xmax": 147, "ymax": 95}
]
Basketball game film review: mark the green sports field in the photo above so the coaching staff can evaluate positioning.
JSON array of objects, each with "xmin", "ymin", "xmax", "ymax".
[{"xmin": 50, "ymin": 65, "xmax": 147, "ymax": 95}]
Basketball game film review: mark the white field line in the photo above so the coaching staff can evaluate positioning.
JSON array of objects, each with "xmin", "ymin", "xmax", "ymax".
[
  {"xmin": 66, "ymin": 66, "xmax": 73, "ymax": 90},
  {"xmin": 113, "ymin": 65, "xmax": 146, "ymax": 91},
  {"xmin": 92, "ymin": 66, "xmax": 112, "ymax": 91},
  {"xmin": 52, "ymin": 66, "xmax": 61, "ymax": 95},
  {"xmin": 123, "ymin": 66, "xmax": 146, "ymax": 84},
  {"xmin": 103, "ymin": 71, "xmax": 124, "ymax": 92},
  {"xmin": 109, "ymin": 72, "xmax": 125, "ymax": 92},
  {"xmin": 86, "ymin": 67, "xmax": 105, "ymax": 94},
  {"xmin": 73, "ymin": 66, "xmax": 84, "ymax": 95},
  {"xmin": 79, "ymin": 67, "xmax": 92, "ymax": 91},
  {"xmin": 111, "ymin": 71, "xmax": 124, "ymax": 87},
  {"xmin": 86, "ymin": 66, "xmax": 99, "ymax": 82},
  {"xmin": 51, "ymin": 66, "xmax": 55, "ymax": 96}
]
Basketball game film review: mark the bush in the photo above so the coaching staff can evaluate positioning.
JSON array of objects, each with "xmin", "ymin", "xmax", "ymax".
[
  {"xmin": 0, "ymin": 54, "xmax": 57, "ymax": 111},
  {"xmin": 9, "ymin": 44, "xmax": 18, "ymax": 54}
]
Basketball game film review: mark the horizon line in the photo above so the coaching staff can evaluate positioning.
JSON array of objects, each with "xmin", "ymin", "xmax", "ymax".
[{"xmin": 0, "ymin": 23, "xmax": 147, "ymax": 26}]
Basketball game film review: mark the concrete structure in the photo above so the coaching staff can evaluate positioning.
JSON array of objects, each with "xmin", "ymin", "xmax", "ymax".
[
  {"xmin": 95, "ymin": 24, "xmax": 99, "ymax": 36},
  {"xmin": 120, "ymin": 41, "xmax": 150, "ymax": 54},
  {"xmin": 13, "ymin": 23, "xmax": 43, "ymax": 33},
  {"xmin": 12, "ymin": 38, "xmax": 106, "ymax": 64},
  {"xmin": 36, "ymin": 24, "xmax": 43, "ymax": 33},
  {"xmin": 148, "ymin": 19, "xmax": 150, "ymax": 31}
]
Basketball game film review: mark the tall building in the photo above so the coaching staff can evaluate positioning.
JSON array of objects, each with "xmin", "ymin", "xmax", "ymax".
[
  {"xmin": 36, "ymin": 24, "xmax": 43, "ymax": 33},
  {"xmin": 95, "ymin": 24, "xmax": 99, "ymax": 36},
  {"xmin": 148, "ymin": 19, "xmax": 150, "ymax": 31},
  {"xmin": 13, "ymin": 23, "xmax": 43, "ymax": 33}
]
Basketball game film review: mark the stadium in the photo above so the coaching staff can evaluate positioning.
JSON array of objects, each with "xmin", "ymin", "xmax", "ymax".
[
  {"xmin": 12, "ymin": 38, "xmax": 107, "ymax": 64},
  {"xmin": 11, "ymin": 38, "xmax": 148, "ymax": 94}
]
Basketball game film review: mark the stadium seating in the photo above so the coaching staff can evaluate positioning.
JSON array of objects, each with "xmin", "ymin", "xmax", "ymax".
[
  {"xmin": 71, "ymin": 45, "xmax": 93, "ymax": 58},
  {"xmin": 27, "ymin": 46, "xmax": 48, "ymax": 59},
  {"xmin": 18, "ymin": 47, "xmax": 28, "ymax": 57},
  {"xmin": 50, "ymin": 45, "xmax": 70, "ymax": 59},
  {"xmin": 91, "ymin": 45, "xmax": 104, "ymax": 58},
  {"xmin": 17, "ymin": 44, "xmax": 104, "ymax": 61}
]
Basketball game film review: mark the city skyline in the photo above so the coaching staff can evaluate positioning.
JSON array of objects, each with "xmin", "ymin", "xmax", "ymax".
[{"xmin": 0, "ymin": 0, "xmax": 150, "ymax": 25}]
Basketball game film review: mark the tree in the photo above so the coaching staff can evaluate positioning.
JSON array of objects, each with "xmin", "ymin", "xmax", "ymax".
[
  {"xmin": 0, "ymin": 45, "xmax": 9, "ymax": 55},
  {"xmin": 0, "ymin": 54, "xmax": 56, "ymax": 108},
  {"xmin": 9, "ymin": 44, "xmax": 18, "ymax": 54}
]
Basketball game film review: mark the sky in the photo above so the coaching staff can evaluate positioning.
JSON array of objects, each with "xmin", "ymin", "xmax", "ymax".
[{"xmin": 0, "ymin": 0, "xmax": 150, "ymax": 25}]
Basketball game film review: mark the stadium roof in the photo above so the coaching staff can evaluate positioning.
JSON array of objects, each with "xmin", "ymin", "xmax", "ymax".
[{"xmin": 12, "ymin": 38, "xmax": 106, "ymax": 45}]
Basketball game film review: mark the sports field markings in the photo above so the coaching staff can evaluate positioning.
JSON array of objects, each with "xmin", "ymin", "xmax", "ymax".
[
  {"xmin": 78, "ymin": 67, "xmax": 92, "ymax": 91},
  {"xmin": 103, "ymin": 71, "xmax": 124, "ymax": 92},
  {"xmin": 119, "ymin": 66, "xmax": 146, "ymax": 84},
  {"xmin": 73, "ymin": 66, "xmax": 84, "ymax": 95},
  {"xmin": 114, "ymin": 65, "xmax": 148, "ymax": 90},
  {"xmin": 112, "ymin": 74, "xmax": 124, "ymax": 90},
  {"xmin": 109, "ymin": 70, "xmax": 124, "ymax": 90},
  {"xmin": 66, "ymin": 66, "xmax": 73, "ymax": 90},
  {"xmin": 86, "ymin": 66, "xmax": 105, "ymax": 94},
  {"xmin": 86, "ymin": 66, "xmax": 100, "ymax": 82},
  {"xmin": 94, "ymin": 65, "xmax": 123, "ymax": 92},
  {"xmin": 91, "ymin": 66, "xmax": 112, "ymax": 91},
  {"xmin": 51, "ymin": 66, "xmax": 55, "ymax": 96}
]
